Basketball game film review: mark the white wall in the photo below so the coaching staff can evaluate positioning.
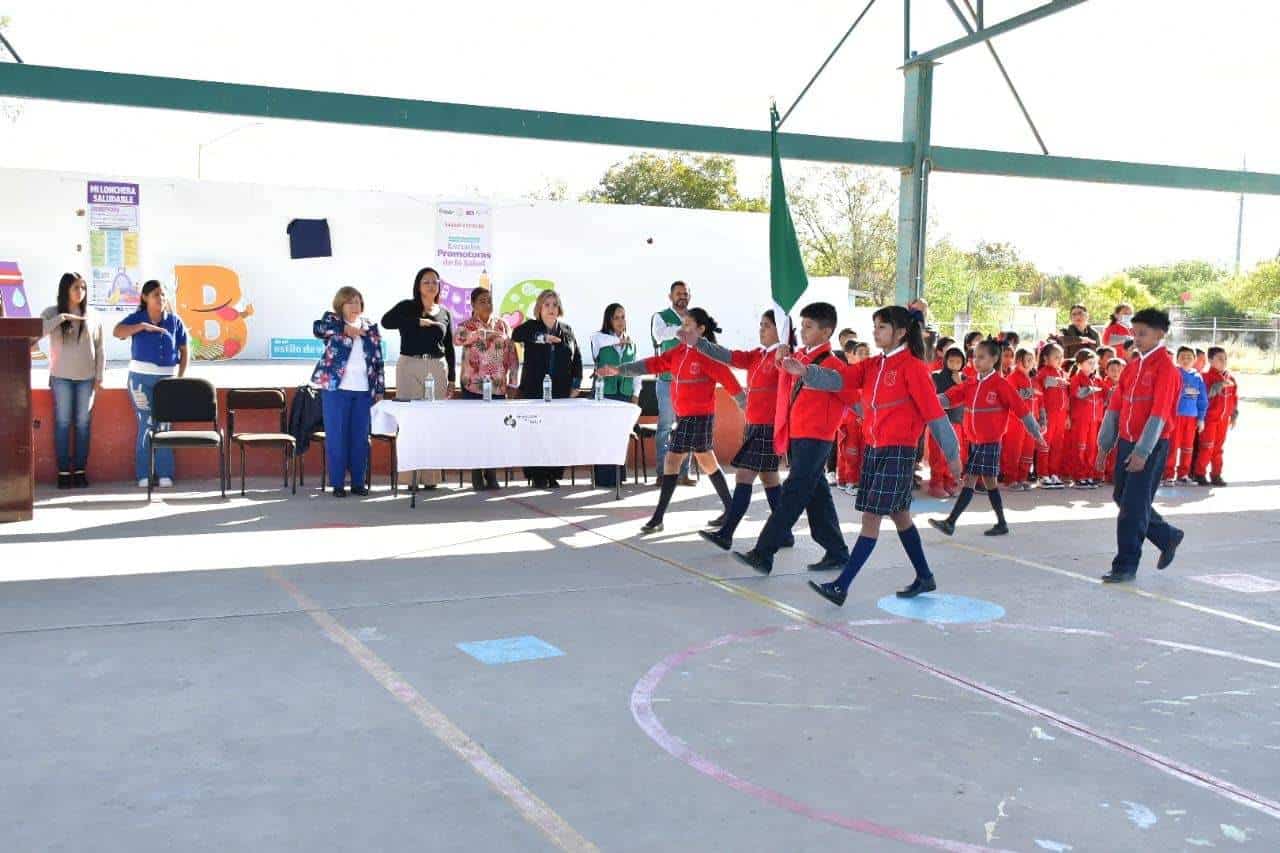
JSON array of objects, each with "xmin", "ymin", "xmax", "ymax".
[{"xmin": 1, "ymin": 167, "xmax": 854, "ymax": 362}]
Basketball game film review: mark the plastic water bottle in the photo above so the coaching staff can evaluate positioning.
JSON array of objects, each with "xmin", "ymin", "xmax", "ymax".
[
  {"xmin": 542, "ymin": 374, "xmax": 552, "ymax": 402},
  {"xmin": 482, "ymin": 376, "xmax": 493, "ymax": 401},
  {"xmin": 593, "ymin": 379, "xmax": 604, "ymax": 401},
  {"xmin": 426, "ymin": 374, "xmax": 436, "ymax": 402}
]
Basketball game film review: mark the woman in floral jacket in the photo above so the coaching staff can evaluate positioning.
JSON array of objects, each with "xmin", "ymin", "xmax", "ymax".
[
  {"xmin": 312, "ymin": 286, "xmax": 385, "ymax": 497},
  {"xmin": 453, "ymin": 286, "xmax": 519, "ymax": 489}
]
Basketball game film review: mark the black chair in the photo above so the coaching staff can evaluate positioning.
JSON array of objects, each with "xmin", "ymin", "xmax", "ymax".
[
  {"xmin": 226, "ymin": 388, "xmax": 296, "ymax": 496},
  {"xmin": 632, "ymin": 378, "xmax": 659, "ymax": 482},
  {"xmin": 148, "ymin": 378, "xmax": 226, "ymax": 503}
]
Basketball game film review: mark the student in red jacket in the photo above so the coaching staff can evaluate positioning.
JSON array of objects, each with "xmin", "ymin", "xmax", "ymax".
[
  {"xmin": 1034, "ymin": 342, "xmax": 1070, "ymax": 488},
  {"xmin": 835, "ymin": 342, "xmax": 871, "ymax": 495},
  {"xmin": 694, "ymin": 309, "xmax": 796, "ymax": 549},
  {"xmin": 1095, "ymin": 308, "xmax": 1183, "ymax": 583},
  {"xmin": 929, "ymin": 339, "xmax": 1048, "ymax": 537},
  {"xmin": 1099, "ymin": 357, "xmax": 1124, "ymax": 482},
  {"xmin": 599, "ymin": 307, "xmax": 741, "ymax": 533},
  {"xmin": 1193, "ymin": 346, "xmax": 1239, "ymax": 486},
  {"xmin": 1101, "ymin": 303, "xmax": 1135, "ymax": 358},
  {"xmin": 1002, "ymin": 348, "xmax": 1039, "ymax": 490},
  {"xmin": 929, "ymin": 347, "xmax": 967, "ymax": 498},
  {"xmin": 1066, "ymin": 348, "xmax": 1106, "ymax": 488},
  {"xmin": 730, "ymin": 302, "xmax": 861, "ymax": 575},
  {"xmin": 801, "ymin": 306, "xmax": 963, "ymax": 606}
]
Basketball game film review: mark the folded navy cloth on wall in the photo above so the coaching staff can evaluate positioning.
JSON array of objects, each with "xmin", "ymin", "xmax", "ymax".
[{"xmin": 287, "ymin": 218, "xmax": 332, "ymax": 259}]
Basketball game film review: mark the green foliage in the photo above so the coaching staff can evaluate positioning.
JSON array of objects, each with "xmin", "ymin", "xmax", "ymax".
[
  {"xmin": 1229, "ymin": 261, "xmax": 1280, "ymax": 316},
  {"xmin": 923, "ymin": 240, "xmax": 1043, "ymax": 331},
  {"xmin": 1126, "ymin": 260, "xmax": 1225, "ymax": 307},
  {"xmin": 1081, "ymin": 273, "xmax": 1157, "ymax": 322},
  {"xmin": 788, "ymin": 166, "xmax": 897, "ymax": 304},
  {"xmin": 581, "ymin": 152, "xmax": 766, "ymax": 211}
]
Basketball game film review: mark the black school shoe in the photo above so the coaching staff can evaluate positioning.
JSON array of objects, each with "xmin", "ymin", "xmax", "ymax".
[
  {"xmin": 1211, "ymin": 476, "xmax": 1227, "ymax": 487},
  {"xmin": 1101, "ymin": 570, "xmax": 1136, "ymax": 583},
  {"xmin": 73, "ymin": 471, "xmax": 89, "ymax": 488},
  {"xmin": 896, "ymin": 576, "xmax": 937, "ymax": 598},
  {"xmin": 928, "ymin": 518, "xmax": 956, "ymax": 536},
  {"xmin": 732, "ymin": 549, "xmax": 773, "ymax": 575},
  {"xmin": 779, "ymin": 533, "xmax": 796, "ymax": 549},
  {"xmin": 808, "ymin": 580, "xmax": 847, "ymax": 607},
  {"xmin": 698, "ymin": 529, "xmax": 733, "ymax": 551},
  {"xmin": 332, "ymin": 487, "xmax": 347, "ymax": 498},
  {"xmin": 705, "ymin": 513, "xmax": 726, "ymax": 529},
  {"xmin": 806, "ymin": 553, "xmax": 847, "ymax": 571},
  {"xmin": 1157, "ymin": 528, "xmax": 1184, "ymax": 570},
  {"xmin": 984, "ymin": 523, "xmax": 1009, "ymax": 536},
  {"xmin": 640, "ymin": 520, "xmax": 664, "ymax": 534},
  {"xmin": 351, "ymin": 485, "xmax": 370, "ymax": 497},
  {"xmin": 57, "ymin": 472, "xmax": 72, "ymax": 489}
]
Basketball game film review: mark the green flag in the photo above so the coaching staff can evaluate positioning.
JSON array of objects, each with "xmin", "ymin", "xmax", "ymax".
[{"xmin": 769, "ymin": 105, "xmax": 808, "ymax": 337}]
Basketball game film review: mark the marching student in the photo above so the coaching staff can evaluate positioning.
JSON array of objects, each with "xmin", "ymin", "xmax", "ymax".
[
  {"xmin": 1066, "ymin": 348, "xmax": 1106, "ymax": 489},
  {"xmin": 801, "ymin": 306, "xmax": 963, "ymax": 606},
  {"xmin": 1163, "ymin": 346, "xmax": 1207, "ymax": 484},
  {"xmin": 726, "ymin": 302, "xmax": 856, "ymax": 574},
  {"xmin": 928, "ymin": 339, "xmax": 1048, "ymax": 537},
  {"xmin": 1095, "ymin": 308, "xmax": 1184, "ymax": 583},
  {"xmin": 693, "ymin": 310, "xmax": 794, "ymax": 549},
  {"xmin": 1034, "ymin": 342, "xmax": 1070, "ymax": 488},
  {"xmin": 1001, "ymin": 347, "xmax": 1039, "ymax": 491},
  {"xmin": 1193, "ymin": 346, "xmax": 1238, "ymax": 486},
  {"xmin": 597, "ymin": 307, "xmax": 741, "ymax": 532},
  {"xmin": 928, "ymin": 347, "xmax": 967, "ymax": 498}
]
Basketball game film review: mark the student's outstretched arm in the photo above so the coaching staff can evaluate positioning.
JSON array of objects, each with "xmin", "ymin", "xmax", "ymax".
[{"xmin": 694, "ymin": 339, "xmax": 733, "ymax": 364}]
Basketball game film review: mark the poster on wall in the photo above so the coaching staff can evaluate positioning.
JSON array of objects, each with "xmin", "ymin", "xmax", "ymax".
[
  {"xmin": 434, "ymin": 201, "xmax": 492, "ymax": 326},
  {"xmin": 87, "ymin": 180, "xmax": 141, "ymax": 312}
]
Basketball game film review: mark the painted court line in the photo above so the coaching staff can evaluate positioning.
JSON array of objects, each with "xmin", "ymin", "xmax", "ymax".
[
  {"xmin": 263, "ymin": 567, "xmax": 597, "ymax": 852},
  {"xmin": 509, "ymin": 500, "xmax": 1280, "ymax": 831},
  {"xmin": 944, "ymin": 541, "xmax": 1280, "ymax": 635}
]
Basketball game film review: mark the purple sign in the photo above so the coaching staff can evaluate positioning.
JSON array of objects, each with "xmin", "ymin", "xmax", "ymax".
[{"xmin": 87, "ymin": 181, "xmax": 139, "ymax": 205}]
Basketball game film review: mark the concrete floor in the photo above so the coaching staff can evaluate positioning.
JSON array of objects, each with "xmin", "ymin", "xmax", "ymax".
[{"xmin": 3, "ymin": 383, "xmax": 1279, "ymax": 852}]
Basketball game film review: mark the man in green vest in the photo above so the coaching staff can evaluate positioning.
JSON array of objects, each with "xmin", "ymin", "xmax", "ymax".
[{"xmin": 651, "ymin": 280, "xmax": 693, "ymax": 485}]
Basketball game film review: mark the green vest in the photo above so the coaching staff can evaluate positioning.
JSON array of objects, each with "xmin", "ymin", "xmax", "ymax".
[
  {"xmin": 651, "ymin": 307, "xmax": 681, "ymax": 381},
  {"xmin": 594, "ymin": 339, "xmax": 636, "ymax": 397}
]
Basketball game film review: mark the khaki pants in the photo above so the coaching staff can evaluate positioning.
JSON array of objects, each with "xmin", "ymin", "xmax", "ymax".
[{"xmin": 395, "ymin": 356, "xmax": 447, "ymax": 485}]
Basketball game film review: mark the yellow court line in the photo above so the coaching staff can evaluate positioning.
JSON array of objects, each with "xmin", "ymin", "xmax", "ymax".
[
  {"xmin": 263, "ymin": 567, "xmax": 598, "ymax": 853},
  {"xmin": 943, "ymin": 541, "xmax": 1280, "ymax": 635}
]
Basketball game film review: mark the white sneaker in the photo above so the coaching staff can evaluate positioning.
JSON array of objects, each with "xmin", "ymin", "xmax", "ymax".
[
  {"xmin": 158, "ymin": 477, "xmax": 174, "ymax": 488},
  {"xmin": 137, "ymin": 478, "xmax": 149, "ymax": 488},
  {"xmin": 1042, "ymin": 476, "xmax": 1064, "ymax": 489}
]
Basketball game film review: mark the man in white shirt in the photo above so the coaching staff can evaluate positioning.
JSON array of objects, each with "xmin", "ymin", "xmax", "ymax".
[{"xmin": 650, "ymin": 280, "xmax": 693, "ymax": 484}]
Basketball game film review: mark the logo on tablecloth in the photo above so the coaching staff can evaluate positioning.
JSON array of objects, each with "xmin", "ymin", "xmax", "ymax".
[{"xmin": 503, "ymin": 415, "xmax": 517, "ymax": 429}]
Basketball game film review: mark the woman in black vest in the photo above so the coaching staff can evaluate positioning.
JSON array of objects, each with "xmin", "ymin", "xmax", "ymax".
[{"xmin": 512, "ymin": 289, "xmax": 583, "ymax": 488}]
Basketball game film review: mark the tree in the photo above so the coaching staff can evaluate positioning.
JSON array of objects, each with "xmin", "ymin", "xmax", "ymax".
[
  {"xmin": 923, "ymin": 239, "xmax": 1042, "ymax": 332},
  {"xmin": 581, "ymin": 152, "xmax": 766, "ymax": 211},
  {"xmin": 788, "ymin": 166, "xmax": 897, "ymax": 304},
  {"xmin": 1082, "ymin": 273, "xmax": 1157, "ymax": 322},
  {"xmin": 1126, "ymin": 260, "xmax": 1225, "ymax": 307},
  {"xmin": 524, "ymin": 179, "xmax": 569, "ymax": 202},
  {"xmin": 1228, "ymin": 260, "xmax": 1280, "ymax": 316}
]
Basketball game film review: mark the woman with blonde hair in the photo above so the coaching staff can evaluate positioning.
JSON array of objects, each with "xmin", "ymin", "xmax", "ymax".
[
  {"xmin": 512, "ymin": 289, "xmax": 583, "ymax": 488},
  {"xmin": 312, "ymin": 286, "xmax": 385, "ymax": 497}
]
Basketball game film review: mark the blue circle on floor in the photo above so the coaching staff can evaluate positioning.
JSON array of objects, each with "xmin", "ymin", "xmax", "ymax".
[{"xmin": 876, "ymin": 593, "xmax": 1005, "ymax": 624}]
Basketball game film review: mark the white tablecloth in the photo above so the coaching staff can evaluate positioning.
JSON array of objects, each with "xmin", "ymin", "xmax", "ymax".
[{"xmin": 371, "ymin": 398, "xmax": 641, "ymax": 470}]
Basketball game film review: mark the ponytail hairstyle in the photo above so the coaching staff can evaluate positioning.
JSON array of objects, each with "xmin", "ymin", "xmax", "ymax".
[
  {"xmin": 962, "ymin": 330, "xmax": 984, "ymax": 353},
  {"xmin": 762, "ymin": 309, "xmax": 797, "ymax": 348},
  {"xmin": 1014, "ymin": 347, "xmax": 1035, "ymax": 370},
  {"xmin": 55, "ymin": 272, "xmax": 87, "ymax": 339},
  {"xmin": 974, "ymin": 337, "xmax": 1002, "ymax": 361},
  {"xmin": 872, "ymin": 305, "xmax": 925, "ymax": 360},
  {"xmin": 1075, "ymin": 347, "xmax": 1097, "ymax": 366},
  {"xmin": 687, "ymin": 306, "xmax": 722, "ymax": 344},
  {"xmin": 139, "ymin": 279, "xmax": 164, "ymax": 310}
]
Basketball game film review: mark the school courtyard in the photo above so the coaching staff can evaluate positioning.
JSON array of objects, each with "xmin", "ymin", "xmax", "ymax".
[{"xmin": 2, "ymin": 374, "xmax": 1278, "ymax": 852}]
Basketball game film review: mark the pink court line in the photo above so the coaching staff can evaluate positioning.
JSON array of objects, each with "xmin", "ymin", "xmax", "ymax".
[{"xmin": 263, "ymin": 567, "xmax": 598, "ymax": 853}]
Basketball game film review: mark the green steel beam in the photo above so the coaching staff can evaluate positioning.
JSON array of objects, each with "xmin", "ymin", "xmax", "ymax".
[
  {"xmin": 0, "ymin": 62, "xmax": 911, "ymax": 168},
  {"xmin": 906, "ymin": 0, "xmax": 1089, "ymax": 66},
  {"xmin": 3, "ymin": 63, "xmax": 1280, "ymax": 198},
  {"xmin": 930, "ymin": 146, "xmax": 1280, "ymax": 196}
]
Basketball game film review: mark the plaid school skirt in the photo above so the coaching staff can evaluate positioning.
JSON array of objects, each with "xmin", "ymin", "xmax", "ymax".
[
  {"xmin": 965, "ymin": 440, "xmax": 1002, "ymax": 478},
  {"xmin": 669, "ymin": 414, "xmax": 715, "ymax": 454},
  {"xmin": 855, "ymin": 444, "xmax": 918, "ymax": 515},
  {"xmin": 731, "ymin": 423, "xmax": 781, "ymax": 472}
]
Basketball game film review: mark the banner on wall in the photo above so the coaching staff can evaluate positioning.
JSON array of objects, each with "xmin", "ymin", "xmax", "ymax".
[
  {"xmin": 434, "ymin": 201, "xmax": 492, "ymax": 326},
  {"xmin": 87, "ymin": 181, "xmax": 142, "ymax": 312}
]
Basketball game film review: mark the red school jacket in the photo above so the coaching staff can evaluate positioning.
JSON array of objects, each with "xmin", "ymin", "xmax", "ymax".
[
  {"xmin": 840, "ymin": 346, "xmax": 946, "ymax": 449},
  {"xmin": 642, "ymin": 344, "xmax": 742, "ymax": 417},
  {"xmin": 1107, "ymin": 346, "xmax": 1181, "ymax": 442},
  {"xmin": 730, "ymin": 346, "xmax": 781, "ymax": 426},
  {"xmin": 1036, "ymin": 365, "xmax": 1069, "ymax": 414},
  {"xmin": 943, "ymin": 370, "xmax": 1030, "ymax": 444},
  {"xmin": 1202, "ymin": 367, "xmax": 1239, "ymax": 423},
  {"xmin": 773, "ymin": 342, "xmax": 859, "ymax": 453},
  {"xmin": 1068, "ymin": 370, "xmax": 1106, "ymax": 428}
]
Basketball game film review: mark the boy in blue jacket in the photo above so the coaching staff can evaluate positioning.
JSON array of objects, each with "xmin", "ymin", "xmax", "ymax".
[{"xmin": 1164, "ymin": 346, "xmax": 1207, "ymax": 484}]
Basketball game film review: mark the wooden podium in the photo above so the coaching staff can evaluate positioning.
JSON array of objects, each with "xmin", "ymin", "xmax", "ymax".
[{"xmin": 0, "ymin": 318, "xmax": 42, "ymax": 522}]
